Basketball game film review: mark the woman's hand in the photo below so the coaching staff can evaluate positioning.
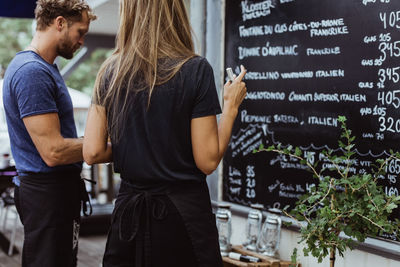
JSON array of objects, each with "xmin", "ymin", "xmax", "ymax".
[{"xmin": 223, "ymin": 65, "xmax": 247, "ymax": 112}]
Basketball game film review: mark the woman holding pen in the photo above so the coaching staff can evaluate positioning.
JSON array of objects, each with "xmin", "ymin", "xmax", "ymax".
[{"xmin": 83, "ymin": 0, "xmax": 247, "ymax": 266}]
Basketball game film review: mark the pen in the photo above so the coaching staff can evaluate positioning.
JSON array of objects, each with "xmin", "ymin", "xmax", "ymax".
[
  {"xmin": 228, "ymin": 252, "xmax": 262, "ymax": 263},
  {"xmin": 226, "ymin": 67, "xmax": 235, "ymax": 82}
]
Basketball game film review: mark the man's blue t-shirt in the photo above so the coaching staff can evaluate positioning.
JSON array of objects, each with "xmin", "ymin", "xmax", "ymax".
[{"xmin": 2, "ymin": 51, "xmax": 82, "ymax": 175}]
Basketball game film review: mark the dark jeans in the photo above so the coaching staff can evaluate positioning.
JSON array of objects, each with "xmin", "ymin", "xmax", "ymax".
[{"xmin": 14, "ymin": 173, "xmax": 82, "ymax": 267}]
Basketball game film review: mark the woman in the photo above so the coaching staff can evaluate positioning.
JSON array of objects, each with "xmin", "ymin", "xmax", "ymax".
[{"xmin": 83, "ymin": 0, "xmax": 246, "ymax": 266}]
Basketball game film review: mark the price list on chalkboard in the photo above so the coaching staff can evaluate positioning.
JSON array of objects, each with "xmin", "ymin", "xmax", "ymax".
[{"xmin": 223, "ymin": 0, "xmax": 400, "ymax": 241}]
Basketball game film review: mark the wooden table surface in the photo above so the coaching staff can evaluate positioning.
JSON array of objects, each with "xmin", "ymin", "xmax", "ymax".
[{"xmin": 222, "ymin": 245, "xmax": 301, "ymax": 267}]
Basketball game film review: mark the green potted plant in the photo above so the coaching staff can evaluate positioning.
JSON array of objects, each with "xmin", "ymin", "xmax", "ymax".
[{"xmin": 255, "ymin": 116, "xmax": 400, "ymax": 267}]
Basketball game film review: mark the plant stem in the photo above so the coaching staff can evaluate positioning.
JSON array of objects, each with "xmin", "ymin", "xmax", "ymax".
[
  {"xmin": 269, "ymin": 149, "xmax": 320, "ymax": 177},
  {"xmin": 365, "ymin": 187, "xmax": 379, "ymax": 211},
  {"xmin": 282, "ymin": 209, "xmax": 311, "ymax": 225},
  {"xmin": 306, "ymin": 178, "xmax": 334, "ymax": 214},
  {"xmin": 356, "ymin": 212, "xmax": 386, "ymax": 231},
  {"xmin": 330, "ymin": 246, "xmax": 336, "ymax": 267},
  {"xmin": 344, "ymin": 127, "xmax": 355, "ymax": 180}
]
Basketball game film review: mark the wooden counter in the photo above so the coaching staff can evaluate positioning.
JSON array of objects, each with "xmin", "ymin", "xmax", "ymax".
[{"xmin": 222, "ymin": 245, "xmax": 301, "ymax": 267}]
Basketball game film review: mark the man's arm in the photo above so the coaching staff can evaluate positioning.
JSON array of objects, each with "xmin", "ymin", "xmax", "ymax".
[{"xmin": 23, "ymin": 113, "xmax": 83, "ymax": 167}]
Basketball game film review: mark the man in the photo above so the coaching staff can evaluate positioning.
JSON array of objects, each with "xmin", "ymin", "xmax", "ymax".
[{"xmin": 2, "ymin": 1, "xmax": 96, "ymax": 266}]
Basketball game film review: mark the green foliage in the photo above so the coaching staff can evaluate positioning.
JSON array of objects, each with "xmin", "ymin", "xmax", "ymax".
[
  {"xmin": 0, "ymin": 18, "xmax": 112, "ymax": 95},
  {"xmin": 255, "ymin": 116, "xmax": 400, "ymax": 264},
  {"xmin": 59, "ymin": 48, "xmax": 113, "ymax": 95},
  {"xmin": 289, "ymin": 248, "xmax": 298, "ymax": 267},
  {"xmin": 0, "ymin": 18, "xmax": 33, "ymax": 77}
]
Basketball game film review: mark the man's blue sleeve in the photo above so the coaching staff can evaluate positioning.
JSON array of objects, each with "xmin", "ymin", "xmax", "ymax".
[{"xmin": 12, "ymin": 62, "xmax": 58, "ymax": 119}]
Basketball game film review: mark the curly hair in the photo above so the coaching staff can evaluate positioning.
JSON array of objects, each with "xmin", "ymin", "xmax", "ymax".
[{"xmin": 35, "ymin": 0, "xmax": 97, "ymax": 30}]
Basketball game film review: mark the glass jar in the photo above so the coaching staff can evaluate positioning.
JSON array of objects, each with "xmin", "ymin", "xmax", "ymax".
[
  {"xmin": 215, "ymin": 202, "xmax": 232, "ymax": 256},
  {"xmin": 243, "ymin": 204, "xmax": 264, "ymax": 251},
  {"xmin": 256, "ymin": 208, "xmax": 282, "ymax": 257}
]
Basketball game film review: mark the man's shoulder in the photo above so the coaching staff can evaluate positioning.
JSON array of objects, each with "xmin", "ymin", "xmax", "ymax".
[
  {"xmin": 12, "ymin": 60, "xmax": 50, "ymax": 79},
  {"xmin": 6, "ymin": 52, "xmax": 51, "ymax": 81},
  {"xmin": 3, "ymin": 54, "xmax": 56, "ymax": 99}
]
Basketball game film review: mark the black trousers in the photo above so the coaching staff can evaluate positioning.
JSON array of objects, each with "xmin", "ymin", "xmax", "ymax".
[
  {"xmin": 14, "ymin": 172, "xmax": 83, "ymax": 267},
  {"xmin": 103, "ymin": 180, "xmax": 222, "ymax": 267}
]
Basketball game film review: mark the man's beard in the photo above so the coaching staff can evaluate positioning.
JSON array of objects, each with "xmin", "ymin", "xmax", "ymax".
[{"xmin": 57, "ymin": 32, "xmax": 77, "ymax": 59}]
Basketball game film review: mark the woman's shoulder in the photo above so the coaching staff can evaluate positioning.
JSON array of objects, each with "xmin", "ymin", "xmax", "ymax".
[
  {"xmin": 181, "ymin": 56, "xmax": 213, "ymax": 73},
  {"xmin": 186, "ymin": 55, "xmax": 210, "ymax": 65}
]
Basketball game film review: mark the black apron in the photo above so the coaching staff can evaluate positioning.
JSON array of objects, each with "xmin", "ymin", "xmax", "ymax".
[
  {"xmin": 103, "ymin": 179, "xmax": 223, "ymax": 267},
  {"xmin": 14, "ymin": 172, "xmax": 91, "ymax": 267}
]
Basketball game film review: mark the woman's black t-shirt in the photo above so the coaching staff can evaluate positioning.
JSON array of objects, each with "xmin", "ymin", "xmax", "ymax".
[{"xmin": 109, "ymin": 56, "xmax": 222, "ymax": 184}]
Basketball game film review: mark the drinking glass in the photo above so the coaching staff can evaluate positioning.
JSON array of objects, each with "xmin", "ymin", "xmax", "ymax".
[
  {"xmin": 215, "ymin": 202, "xmax": 232, "ymax": 256},
  {"xmin": 256, "ymin": 208, "xmax": 282, "ymax": 257},
  {"xmin": 243, "ymin": 204, "xmax": 263, "ymax": 251}
]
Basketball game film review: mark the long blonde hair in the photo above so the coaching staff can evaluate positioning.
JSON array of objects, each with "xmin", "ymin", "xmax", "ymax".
[{"xmin": 94, "ymin": 0, "xmax": 195, "ymax": 143}]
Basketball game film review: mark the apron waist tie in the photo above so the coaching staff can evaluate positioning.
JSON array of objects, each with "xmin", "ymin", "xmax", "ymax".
[
  {"xmin": 116, "ymin": 183, "xmax": 168, "ymax": 267},
  {"xmin": 80, "ymin": 178, "xmax": 95, "ymax": 217}
]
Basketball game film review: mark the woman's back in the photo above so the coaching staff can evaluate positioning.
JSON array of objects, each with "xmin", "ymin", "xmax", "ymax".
[
  {"xmin": 112, "ymin": 57, "xmax": 221, "ymax": 183},
  {"xmin": 83, "ymin": 1, "xmax": 246, "ymax": 266}
]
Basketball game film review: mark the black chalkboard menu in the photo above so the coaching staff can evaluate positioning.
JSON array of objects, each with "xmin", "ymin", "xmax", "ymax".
[{"xmin": 223, "ymin": 0, "xmax": 400, "ymax": 242}]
